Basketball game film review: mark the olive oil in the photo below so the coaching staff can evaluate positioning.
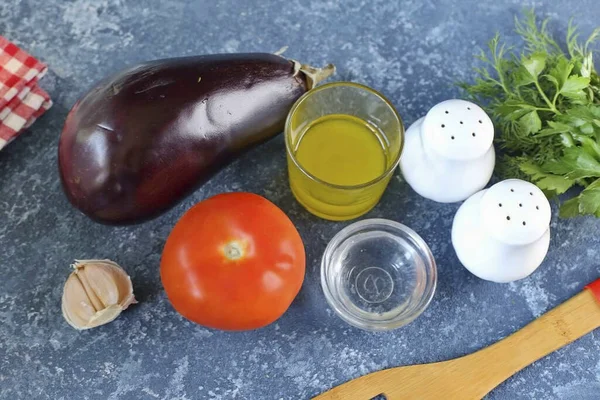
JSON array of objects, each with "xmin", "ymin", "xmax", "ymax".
[
  {"xmin": 294, "ymin": 114, "xmax": 388, "ymax": 185},
  {"xmin": 288, "ymin": 114, "xmax": 393, "ymax": 220}
]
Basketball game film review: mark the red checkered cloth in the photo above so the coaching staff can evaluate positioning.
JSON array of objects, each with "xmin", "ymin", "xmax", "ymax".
[{"xmin": 0, "ymin": 36, "xmax": 52, "ymax": 150}]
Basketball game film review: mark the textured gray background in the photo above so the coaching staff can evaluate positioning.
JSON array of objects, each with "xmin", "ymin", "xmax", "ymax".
[{"xmin": 1, "ymin": 0, "xmax": 599, "ymax": 399}]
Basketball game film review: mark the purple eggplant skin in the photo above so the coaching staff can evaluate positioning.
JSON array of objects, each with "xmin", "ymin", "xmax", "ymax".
[{"xmin": 58, "ymin": 53, "xmax": 334, "ymax": 225}]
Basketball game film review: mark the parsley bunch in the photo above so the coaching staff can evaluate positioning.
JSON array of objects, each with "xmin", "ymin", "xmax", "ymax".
[{"xmin": 459, "ymin": 10, "xmax": 600, "ymax": 218}]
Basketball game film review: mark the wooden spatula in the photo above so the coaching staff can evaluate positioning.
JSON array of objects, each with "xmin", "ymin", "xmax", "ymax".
[{"xmin": 314, "ymin": 279, "xmax": 600, "ymax": 400}]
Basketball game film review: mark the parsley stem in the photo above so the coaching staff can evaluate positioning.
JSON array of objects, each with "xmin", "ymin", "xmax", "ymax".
[
  {"xmin": 534, "ymin": 80, "xmax": 560, "ymax": 114},
  {"xmin": 552, "ymin": 90, "xmax": 560, "ymax": 109},
  {"xmin": 534, "ymin": 107, "xmax": 556, "ymax": 112}
]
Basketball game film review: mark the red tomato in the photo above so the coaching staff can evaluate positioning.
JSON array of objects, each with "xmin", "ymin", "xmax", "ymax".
[{"xmin": 160, "ymin": 192, "xmax": 306, "ymax": 330}]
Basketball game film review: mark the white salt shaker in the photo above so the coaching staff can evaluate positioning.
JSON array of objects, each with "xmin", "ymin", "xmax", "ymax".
[
  {"xmin": 400, "ymin": 99, "xmax": 495, "ymax": 203},
  {"xmin": 451, "ymin": 179, "xmax": 552, "ymax": 283}
]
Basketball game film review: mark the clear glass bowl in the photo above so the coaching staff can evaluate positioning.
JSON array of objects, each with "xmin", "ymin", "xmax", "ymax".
[{"xmin": 321, "ymin": 219, "xmax": 437, "ymax": 331}]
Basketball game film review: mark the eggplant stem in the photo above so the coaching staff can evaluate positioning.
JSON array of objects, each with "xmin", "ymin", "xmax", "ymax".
[
  {"xmin": 274, "ymin": 46, "xmax": 289, "ymax": 55},
  {"xmin": 290, "ymin": 59, "xmax": 336, "ymax": 90}
]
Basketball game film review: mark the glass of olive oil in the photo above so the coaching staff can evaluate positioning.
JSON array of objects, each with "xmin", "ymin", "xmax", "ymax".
[{"xmin": 285, "ymin": 82, "xmax": 404, "ymax": 221}]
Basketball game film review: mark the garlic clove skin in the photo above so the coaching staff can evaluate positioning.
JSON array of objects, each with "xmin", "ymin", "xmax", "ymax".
[{"xmin": 61, "ymin": 259, "xmax": 137, "ymax": 330}]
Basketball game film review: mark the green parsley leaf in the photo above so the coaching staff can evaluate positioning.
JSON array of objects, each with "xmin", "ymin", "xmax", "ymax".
[
  {"xmin": 523, "ymin": 52, "xmax": 547, "ymax": 78},
  {"xmin": 561, "ymin": 75, "xmax": 591, "ymax": 98},
  {"xmin": 537, "ymin": 120, "xmax": 573, "ymax": 137},
  {"xmin": 579, "ymin": 178, "xmax": 600, "ymax": 216},
  {"xmin": 543, "ymin": 74, "xmax": 560, "ymax": 91},
  {"xmin": 519, "ymin": 111, "xmax": 542, "ymax": 135},
  {"xmin": 559, "ymin": 197, "xmax": 581, "ymax": 218},
  {"xmin": 548, "ymin": 57, "xmax": 573, "ymax": 88},
  {"xmin": 520, "ymin": 161, "xmax": 575, "ymax": 194},
  {"xmin": 543, "ymin": 147, "xmax": 600, "ymax": 179},
  {"xmin": 572, "ymin": 134, "xmax": 600, "ymax": 160}
]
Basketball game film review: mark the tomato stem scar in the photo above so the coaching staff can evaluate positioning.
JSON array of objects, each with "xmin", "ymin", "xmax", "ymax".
[{"xmin": 223, "ymin": 241, "xmax": 245, "ymax": 261}]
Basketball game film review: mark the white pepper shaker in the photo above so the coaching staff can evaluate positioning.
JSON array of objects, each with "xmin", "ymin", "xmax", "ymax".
[
  {"xmin": 451, "ymin": 179, "xmax": 552, "ymax": 283},
  {"xmin": 400, "ymin": 99, "xmax": 495, "ymax": 202}
]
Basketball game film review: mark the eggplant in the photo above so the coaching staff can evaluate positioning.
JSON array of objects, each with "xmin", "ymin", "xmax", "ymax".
[{"xmin": 58, "ymin": 53, "xmax": 334, "ymax": 224}]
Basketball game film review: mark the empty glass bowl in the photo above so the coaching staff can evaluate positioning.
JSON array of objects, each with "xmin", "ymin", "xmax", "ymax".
[{"xmin": 321, "ymin": 219, "xmax": 437, "ymax": 331}]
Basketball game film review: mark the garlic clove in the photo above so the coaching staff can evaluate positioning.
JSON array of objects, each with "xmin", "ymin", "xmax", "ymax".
[
  {"xmin": 74, "ymin": 264, "xmax": 106, "ymax": 311},
  {"xmin": 62, "ymin": 271, "xmax": 98, "ymax": 329},
  {"xmin": 86, "ymin": 304, "xmax": 126, "ymax": 329},
  {"xmin": 61, "ymin": 259, "xmax": 136, "ymax": 330},
  {"xmin": 78, "ymin": 262, "xmax": 121, "ymax": 307}
]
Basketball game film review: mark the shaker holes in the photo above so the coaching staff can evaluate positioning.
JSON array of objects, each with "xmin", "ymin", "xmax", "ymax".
[
  {"xmin": 445, "ymin": 110, "xmax": 449, "ymax": 114},
  {"xmin": 451, "ymin": 136, "xmax": 455, "ymax": 140},
  {"xmin": 522, "ymin": 221, "xmax": 527, "ymax": 226},
  {"xmin": 499, "ymin": 203, "xmax": 503, "ymax": 207},
  {"xmin": 510, "ymin": 188, "xmax": 514, "ymax": 192},
  {"xmin": 506, "ymin": 216, "xmax": 511, "ymax": 221},
  {"xmin": 478, "ymin": 120, "xmax": 483, "ymax": 124},
  {"xmin": 441, "ymin": 124, "xmax": 445, "ymax": 128},
  {"xmin": 472, "ymin": 132, "xmax": 476, "ymax": 137},
  {"xmin": 467, "ymin": 106, "xmax": 471, "ymax": 110},
  {"xmin": 536, "ymin": 205, "xmax": 540, "ymax": 210},
  {"xmin": 519, "ymin": 203, "xmax": 522, "ymax": 207},
  {"xmin": 460, "ymin": 121, "xmax": 463, "ymax": 124},
  {"xmin": 530, "ymin": 192, "xmax": 533, "ymax": 196}
]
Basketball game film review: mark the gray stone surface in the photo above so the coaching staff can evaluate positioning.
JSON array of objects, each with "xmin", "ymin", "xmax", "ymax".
[{"xmin": 1, "ymin": 0, "xmax": 599, "ymax": 399}]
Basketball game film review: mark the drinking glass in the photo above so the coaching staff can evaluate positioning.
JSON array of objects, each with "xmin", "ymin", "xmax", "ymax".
[{"xmin": 285, "ymin": 82, "xmax": 404, "ymax": 221}]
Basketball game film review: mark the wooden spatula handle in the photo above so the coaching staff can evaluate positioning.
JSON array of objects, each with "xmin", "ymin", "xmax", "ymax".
[
  {"xmin": 313, "ymin": 280, "xmax": 600, "ymax": 400},
  {"xmin": 465, "ymin": 281, "xmax": 600, "ymax": 392}
]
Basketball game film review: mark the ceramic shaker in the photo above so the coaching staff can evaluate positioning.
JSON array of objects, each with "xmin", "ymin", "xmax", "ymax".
[
  {"xmin": 451, "ymin": 179, "xmax": 552, "ymax": 283},
  {"xmin": 400, "ymin": 99, "xmax": 495, "ymax": 202}
]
